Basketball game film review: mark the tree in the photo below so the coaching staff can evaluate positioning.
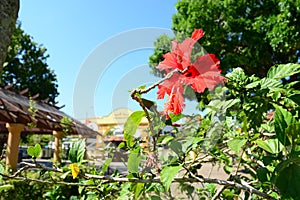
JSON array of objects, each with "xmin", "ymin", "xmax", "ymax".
[
  {"xmin": 149, "ymin": 0, "xmax": 300, "ymax": 80},
  {"xmin": 0, "ymin": 0, "xmax": 19, "ymax": 75},
  {"xmin": 2, "ymin": 23, "xmax": 59, "ymax": 104}
]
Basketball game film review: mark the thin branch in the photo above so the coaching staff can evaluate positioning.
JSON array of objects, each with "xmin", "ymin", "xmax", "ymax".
[
  {"xmin": 188, "ymin": 173, "xmax": 275, "ymax": 200},
  {"xmin": 0, "ymin": 162, "xmax": 275, "ymax": 200},
  {"xmin": 1, "ymin": 174, "xmax": 95, "ymax": 186},
  {"xmin": 19, "ymin": 161, "xmax": 63, "ymax": 173},
  {"xmin": 130, "ymin": 67, "xmax": 188, "ymax": 97}
]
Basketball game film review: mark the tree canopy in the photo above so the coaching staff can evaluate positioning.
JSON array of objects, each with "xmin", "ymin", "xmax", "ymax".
[
  {"xmin": 2, "ymin": 23, "xmax": 59, "ymax": 104},
  {"xmin": 149, "ymin": 0, "xmax": 300, "ymax": 80}
]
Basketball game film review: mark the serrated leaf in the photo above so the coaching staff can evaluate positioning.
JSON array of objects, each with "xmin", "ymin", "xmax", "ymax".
[
  {"xmin": 160, "ymin": 165, "xmax": 182, "ymax": 190},
  {"xmin": 227, "ymin": 138, "xmax": 247, "ymax": 153},
  {"xmin": 69, "ymin": 139, "xmax": 86, "ymax": 164},
  {"xmin": 260, "ymin": 78, "xmax": 282, "ymax": 90},
  {"xmin": 127, "ymin": 152, "xmax": 141, "ymax": 173},
  {"xmin": 267, "ymin": 63, "xmax": 300, "ymax": 80},
  {"xmin": 245, "ymin": 80, "xmax": 260, "ymax": 89},
  {"xmin": 69, "ymin": 163, "xmax": 80, "ymax": 179},
  {"xmin": 27, "ymin": 144, "xmax": 42, "ymax": 158},
  {"xmin": 256, "ymin": 139, "xmax": 283, "ymax": 154},
  {"xmin": 124, "ymin": 111, "xmax": 145, "ymax": 147}
]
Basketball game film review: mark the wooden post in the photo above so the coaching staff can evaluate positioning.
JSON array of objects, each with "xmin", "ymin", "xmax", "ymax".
[
  {"xmin": 53, "ymin": 131, "xmax": 63, "ymax": 162},
  {"xmin": 5, "ymin": 123, "xmax": 24, "ymax": 171}
]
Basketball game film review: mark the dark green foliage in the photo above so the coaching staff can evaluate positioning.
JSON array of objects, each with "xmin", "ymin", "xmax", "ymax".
[
  {"xmin": 149, "ymin": 0, "xmax": 300, "ymax": 82},
  {"xmin": 2, "ymin": 22, "xmax": 59, "ymax": 104}
]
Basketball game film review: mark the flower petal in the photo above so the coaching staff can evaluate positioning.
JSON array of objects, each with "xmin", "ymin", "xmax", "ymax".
[
  {"xmin": 164, "ymin": 85, "xmax": 185, "ymax": 115},
  {"xmin": 191, "ymin": 29, "xmax": 204, "ymax": 41}
]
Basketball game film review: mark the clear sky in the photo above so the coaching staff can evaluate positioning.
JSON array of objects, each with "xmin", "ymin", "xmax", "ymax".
[{"xmin": 18, "ymin": 1, "xmax": 201, "ymax": 119}]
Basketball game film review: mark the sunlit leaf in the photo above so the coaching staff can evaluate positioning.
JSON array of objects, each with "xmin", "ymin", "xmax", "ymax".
[
  {"xmin": 160, "ymin": 165, "xmax": 182, "ymax": 190},
  {"xmin": 132, "ymin": 183, "xmax": 144, "ymax": 199},
  {"xmin": 124, "ymin": 111, "xmax": 145, "ymax": 147},
  {"xmin": 256, "ymin": 139, "xmax": 283, "ymax": 154},
  {"xmin": 267, "ymin": 63, "xmax": 300, "ymax": 80},
  {"xmin": 69, "ymin": 139, "xmax": 86, "ymax": 164},
  {"xmin": 227, "ymin": 138, "xmax": 247, "ymax": 154},
  {"xmin": 0, "ymin": 184, "xmax": 14, "ymax": 192},
  {"xmin": 27, "ymin": 144, "xmax": 42, "ymax": 158},
  {"xmin": 102, "ymin": 158, "xmax": 112, "ymax": 174},
  {"xmin": 127, "ymin": 152, "xmax": 141, "ymax": 173},
  {"xmin": 161, "ymin": 136, "xmax": 174, "ymax": 145}
]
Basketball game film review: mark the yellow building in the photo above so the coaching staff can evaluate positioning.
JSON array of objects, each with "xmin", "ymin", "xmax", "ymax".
[{"xmin": 83, "ymin": 108, "xmax": 149, "ymax": 160}]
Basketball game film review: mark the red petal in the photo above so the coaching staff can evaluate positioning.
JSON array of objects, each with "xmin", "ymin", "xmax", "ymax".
[
  {"xmin": 185, "ymin": 54, "xmax": 225, "ymax": 93},
  {"xmin": 164, "ymin": 85, "xmax": 185, "ymax": 115},
  {"xmin": 157, "ymin": 53, "xmax": 183, "ymax": 72},
  {"xmin": 157, "ymin": 73, "xmax": 181, "ymax": 99},
  {"xmin": 191, "ymin": 29, "xmax": 204, "ymax": 41}
]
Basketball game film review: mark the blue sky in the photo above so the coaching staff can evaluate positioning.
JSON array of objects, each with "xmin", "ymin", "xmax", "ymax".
[{"xmin": 19, "ymin": 0, "xmax": 176, "ymax": 118}]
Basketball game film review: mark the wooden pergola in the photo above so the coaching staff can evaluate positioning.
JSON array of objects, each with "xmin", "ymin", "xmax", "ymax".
[{"xmin": 0, "ymin": 86, "xmax": 99, "ymax": 171}]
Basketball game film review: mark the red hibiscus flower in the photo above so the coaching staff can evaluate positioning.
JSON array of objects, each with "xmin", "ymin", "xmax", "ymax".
[{"xmin": 157, "ymin": 29, "xmax": 225, "ymax": 115}]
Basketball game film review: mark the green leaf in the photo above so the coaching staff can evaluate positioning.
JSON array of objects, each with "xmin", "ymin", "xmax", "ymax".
[
  {"xmin": 60, "ymin": 171, "xmax": 71, "ymax": 179},
  {"xmin": 0, "ymin": 164, "xmax": 4, "ymax": 181},
  {"xmin": 275, "ymin": 163, "xmax": 300, "ymax": 199},
  {"xmin": 127, "ymin": 152, "xmax": 141, "ymax": 173},
  {"xmin": 102, "ymin": 158, "xmax": 112, "ymax": 174},
  {"xmin": 160, "ymin": 165, "xmax": 182, "ymax": 190},
  {"xmin": 124, "ymin": 111, "xmax": 145, "ymax": 147},
  {"xmin": 267, "ymin": 63, "xmax": 300, "ymax": 80},
  {"xmin": 132, "ymin": 183, "xmax": 144, "ymax": 199},
  {"xmin": 227, "ymin": 138, "xmax": 247, "ymax": 153},
  {"xmin": 161, "ymin": 136, "xmax": 174, "ymax": 145},
  {"xmin": 27, "ymin": 143, "xmax": 42, "ymax": 158},
  {"xmin": 260, "ymin": 78, "xmax": 283, "ymax": 90},
  {"xmin": 286, "ymin": 123, "xmax": 300, "ymax": 147},
  {"xmin": 0, "ymin": 184, "xmax": 14, "ymax": 192},
  {"xmin": 256, "ymin": 139, "xmax": 284, "ymax": 154},
  {"xmin": 168, "ymin": 113, "xmax": 183, "ymax": 123},
  {"xmin": 289, "ymin": 94, "xmax": 300, "ymax": 106},
  {"xmin": 245, "ymin": 80, "xmax": 260, "ymax": 89},
  {"xmin": 206, "ymin": 183, "xmax": 216, "ymax": 196},
  {"xmin": 118, "ymin": 142, "xmax": 126, "ymax": 149},
  {"xmin": 169, "ymin": 140, "xmax": 183, "ymax": 155},
  {"xmin": 257, "ymin": 167, "xmax": 270, "ymax": 182},
  {"xmin": 274, "ymin": 106, "xmax": 296, "ymax": 145},
  {"xmin": 69, "ymin": 139, "xmax": 86, "ymax": 164},
  {"xmin": 149, "ymin": 196, "xmax": 162, "ymax": 200}
]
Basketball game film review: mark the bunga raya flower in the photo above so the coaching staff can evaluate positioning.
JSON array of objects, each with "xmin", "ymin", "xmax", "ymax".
[{"xmin": 156, "ymin": 29, "xmax": 226, "ymax": 115}]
